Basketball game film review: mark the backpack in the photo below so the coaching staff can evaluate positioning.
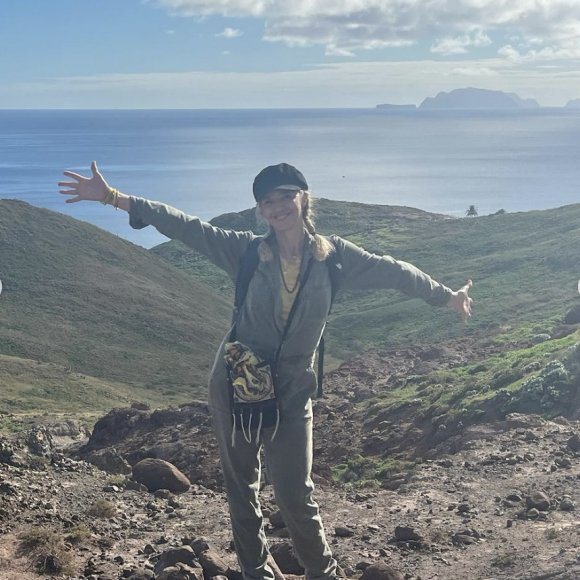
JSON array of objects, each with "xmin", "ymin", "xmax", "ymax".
[{"xmin": 232, "ymin": 235, "xmax": 342, "ymax": 398}]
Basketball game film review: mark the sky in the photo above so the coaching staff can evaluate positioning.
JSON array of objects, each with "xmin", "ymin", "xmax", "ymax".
[{"xmin": 1, "ymin": 0, "xmax": 580, "ymax": 108}]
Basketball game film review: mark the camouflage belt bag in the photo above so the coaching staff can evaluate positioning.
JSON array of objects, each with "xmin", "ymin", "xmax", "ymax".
[{"xmin": 224, "ymin": 341, "xmax": 281, "ymax": 444}]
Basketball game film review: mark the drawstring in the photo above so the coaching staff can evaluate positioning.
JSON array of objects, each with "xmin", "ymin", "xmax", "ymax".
[
  {"xmin": 255, "ymin": 411, "xmax": 263, "ymax": 444},
  {"xmin": 241, "ymin": 412, "xmax": 253, "ymax": 443},
  {"xmin": 271, "ymin": 408, "xmax": 281, "ymax": 442},
  {"xmin": 231, "ymin": 413, "xmax": 237, "ymax": 447},
  {"xmin": 230, "ymin": 408, "xmax": 280, "ymax": 446}
]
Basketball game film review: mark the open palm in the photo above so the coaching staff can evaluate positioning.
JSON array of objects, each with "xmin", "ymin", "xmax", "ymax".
[{"xmin": 59, "ymin": 161, "xmax": 110, "ymax": 203}]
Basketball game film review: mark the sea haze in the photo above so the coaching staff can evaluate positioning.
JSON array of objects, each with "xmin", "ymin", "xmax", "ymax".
[{"xmin": 1, "ymin": 108, "xmax": 579, "ymax": 248}]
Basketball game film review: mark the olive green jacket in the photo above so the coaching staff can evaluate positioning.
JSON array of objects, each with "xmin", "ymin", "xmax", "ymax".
[{"xmin": 129, "ymin": 197, "xmax": 452, "ymax": 417}]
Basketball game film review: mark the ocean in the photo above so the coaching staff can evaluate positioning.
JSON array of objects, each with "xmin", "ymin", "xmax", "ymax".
[{"xmin": 1, "ymin": 108, "xmax": 580, "ymax": 248}]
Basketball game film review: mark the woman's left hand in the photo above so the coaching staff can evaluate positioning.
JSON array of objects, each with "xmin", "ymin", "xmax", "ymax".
[{"xmin": 448, "ymin": 279, "xmax": 473, "ymax": 323}]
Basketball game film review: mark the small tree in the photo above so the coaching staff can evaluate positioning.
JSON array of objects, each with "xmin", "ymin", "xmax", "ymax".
[{"xmin": 465, "ymin": 205, "xmax": 478, "ymax": 217}]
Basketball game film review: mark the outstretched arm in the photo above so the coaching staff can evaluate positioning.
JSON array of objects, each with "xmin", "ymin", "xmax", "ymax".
[
  {"xmin": 59, "ymin": 161, "xmax": 254, "ymax": 279},
  {"xmin": 335, "ymin": 236, "xmax": 473, "ymax": 322}
]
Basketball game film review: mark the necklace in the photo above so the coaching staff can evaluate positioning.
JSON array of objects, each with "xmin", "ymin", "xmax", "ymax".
[{"xmin": 279, "ymin": 256, "xmax": 301, "ymax": 294}]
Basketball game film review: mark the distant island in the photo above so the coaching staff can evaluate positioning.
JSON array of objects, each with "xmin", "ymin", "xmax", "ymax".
[
  {"xmin": 374, "ymin": 87, "xmax": 580, "ymax": 110},
  {"xmin": 376, "ymin": 103, "xmax": 416, "ymax": 110},
  {"xmin": 420, "ymin": 88, "xmax": 540, "ymax": 109}
]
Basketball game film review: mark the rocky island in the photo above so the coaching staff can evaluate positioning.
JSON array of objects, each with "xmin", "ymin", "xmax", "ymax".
[{"xmin": 419, "ymin": 87, "xmax": 540, "ymax": 109}]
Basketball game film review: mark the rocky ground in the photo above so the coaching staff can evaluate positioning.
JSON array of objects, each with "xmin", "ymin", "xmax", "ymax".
[{"xmin": 2, "ymin": 339, "xmax": 580, "ymax": 580}]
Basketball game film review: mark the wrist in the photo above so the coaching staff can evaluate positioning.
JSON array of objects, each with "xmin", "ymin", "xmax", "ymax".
[{"xmin": 101, "ymin": 187, "xmax": 117, "ymax": 206}]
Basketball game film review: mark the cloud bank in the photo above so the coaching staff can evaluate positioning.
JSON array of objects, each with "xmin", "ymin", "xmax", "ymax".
[{"xmin": 157, "ymin": 0, "xmax": 580, "ymax": 59}]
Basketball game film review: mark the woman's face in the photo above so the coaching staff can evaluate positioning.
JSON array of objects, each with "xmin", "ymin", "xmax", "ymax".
[{"xmin": 259, "ymin": 189, "xmax": 305, "ymax": 232}]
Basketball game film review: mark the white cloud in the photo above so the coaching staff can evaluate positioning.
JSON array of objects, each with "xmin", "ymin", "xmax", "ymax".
[
  {"xmin": 222, "ymin": 50, "xmax": 231, "ymax": 55},
  {"xmin": 447, "ymin": 66, "xmax": 499, "ymax": 77},
  {"xmin": 431, "ymin": 30, "xmax": 492, "ymax": 56},
  {"xmin": 216, "ymin": 27, "xmax": 243, "ymax": 38},
  {"xmin": 156, "ymin": 0, "xmax": 580, "ymax": 60},
  {"xmin": 165, "ymin": 29, "xmax": 176, "ymax": 34}
]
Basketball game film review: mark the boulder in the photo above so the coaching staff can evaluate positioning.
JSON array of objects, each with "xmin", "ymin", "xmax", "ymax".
[
  {"xmin": 85, "ymin": 448, "xmax": 131, "ymax": 475},
  {"xmin": 360, "ymin": 562, "xmax": 404, "ymax": 580},
  {"xmin": 132, "ymin": 458, "xmax": 190, "ymax": 493}
]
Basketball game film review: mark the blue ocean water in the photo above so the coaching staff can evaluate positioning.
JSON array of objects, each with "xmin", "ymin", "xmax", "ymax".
[{"xmin": 1, "ymin": 108, "xmax": 580, "ymax": 248}]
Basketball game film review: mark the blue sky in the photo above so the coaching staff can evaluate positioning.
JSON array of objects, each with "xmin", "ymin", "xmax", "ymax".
[{"xmin": 1, "ymin": 0, "xmax": 580, "ymax": 108}]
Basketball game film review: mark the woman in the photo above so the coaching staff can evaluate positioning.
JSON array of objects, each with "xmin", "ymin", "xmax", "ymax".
[{"xmin": 59, "ymin": 161, "xmax": 473, "ymax": 580}]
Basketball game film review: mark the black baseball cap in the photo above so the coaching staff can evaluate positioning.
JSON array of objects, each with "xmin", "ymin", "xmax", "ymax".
[{"xmin": 252, "ymin": 163, "xmax": 309, "ymax": 202}]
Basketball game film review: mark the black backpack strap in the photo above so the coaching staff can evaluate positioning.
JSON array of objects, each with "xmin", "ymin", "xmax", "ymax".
[
  {"xmin": 230, "ymin": 237, "xmax": 264, "ymax": 338},
  {"xmin": 325, "ymin": 235, "xmax": 343, "ymax": 313},
  {"xmin": 316, "ymin": 236, "xmax": 343, "ymax": 398}
]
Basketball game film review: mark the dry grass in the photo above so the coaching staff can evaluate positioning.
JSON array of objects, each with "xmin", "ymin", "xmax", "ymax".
[
  {"xmin": 17, "ymin": 526, "xmax": 75, "ymax": 576},
  {"xmin": 87, "ymin": 499, "xmax": 116, "ymax": 518}
]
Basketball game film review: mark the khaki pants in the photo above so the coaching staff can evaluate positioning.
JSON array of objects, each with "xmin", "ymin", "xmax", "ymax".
[{"xmin": 211, "ymin": 400, "xmax": 338, "ymax": 580}]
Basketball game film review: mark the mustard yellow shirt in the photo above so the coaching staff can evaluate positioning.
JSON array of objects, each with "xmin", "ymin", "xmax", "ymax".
[{"xmin": 279, "ymin": 256, "xmax": 301, "ymax": 323}]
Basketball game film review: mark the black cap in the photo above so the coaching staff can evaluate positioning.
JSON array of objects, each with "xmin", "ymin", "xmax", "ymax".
[{"xmin": 252, "ymin": 163, "xmax": 309, "ymax": 202}]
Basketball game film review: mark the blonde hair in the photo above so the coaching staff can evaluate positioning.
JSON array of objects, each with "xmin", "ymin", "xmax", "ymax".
[{"xmin": 257, "ymin": 190, "xmax": 334, "ymax": 261}]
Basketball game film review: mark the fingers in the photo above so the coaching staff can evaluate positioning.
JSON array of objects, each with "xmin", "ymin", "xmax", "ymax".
[
  {"xmin": 91, "ymin": 160, "xmax": 100, "ymax": 177},
  {"xmin": 58, "ymin": 182, "xmax": 79, "ymax": 188},
  {"xmin": 65, "ymin": 196, "xmax": 81, "ymax": 203},
  {"xmin": 63, "ymin": 171, "xmax": 86, "ymax": 181}
]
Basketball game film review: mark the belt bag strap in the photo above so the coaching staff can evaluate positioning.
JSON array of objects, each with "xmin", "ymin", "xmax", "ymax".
[{"xmin": 230, "ymin": 256, "xmax": 314, "ymax": 366}]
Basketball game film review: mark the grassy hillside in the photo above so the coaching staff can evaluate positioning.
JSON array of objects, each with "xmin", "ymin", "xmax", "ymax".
[
  {"xmin": 152, "ymin": 199, "xmax": 580, "ymax": 361},
  {"xmin": 0, "ymin": 200, "xmax": 231, "ymax": 407},
  {"xmin": 0, "ymin": 353, "xmax": 188, "ymax": 420}
]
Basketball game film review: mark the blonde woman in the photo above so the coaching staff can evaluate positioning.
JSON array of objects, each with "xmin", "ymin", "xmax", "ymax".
[{"xmin": 60, "ymin": 162, "xmax": 472, "ymax": 580}]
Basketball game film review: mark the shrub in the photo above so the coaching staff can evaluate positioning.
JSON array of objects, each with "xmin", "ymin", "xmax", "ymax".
[
  {"xmin": 65, "ymin": 525, "xmax": 92, "ymax": 545},
  {"xmin": 87, "ymin": 499, "xmax": 116, "ymax": 518},
  {"xmin": 18, "ymin": 526, "xmax": 75, "ymax": 575}
]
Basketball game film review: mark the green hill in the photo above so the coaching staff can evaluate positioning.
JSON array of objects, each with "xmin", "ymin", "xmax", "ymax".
[
  {"xmin": 152, "ymin": 199, "xmax": 580, "ymax": 361},
  {"xmin": 0, "ymin": 200, "xmax": 231, "ymax": 409},
  {"xmin": 0, "ymin": 353, "xmax": 182, "ymax": 420}
]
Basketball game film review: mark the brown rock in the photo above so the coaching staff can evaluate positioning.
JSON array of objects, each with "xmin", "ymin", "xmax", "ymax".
[
  {"xmin": 270, "ymin": 541, "xmax": 305, "ymax": 575},
  {"xmin": 335, "ymin": 526, "xmax": 355, "ymax": 537},
  {"xmin": 198, "ymin": 549, "xmax": 229, "ymax": 578},
  {"xmin": 132, "ymin": 458, "xmax": 190, "ymax": 493},
  {"xmin": 526, "ymin": 491, "xmax": 550, "ymax": 511},
  {"xmin": 155, "ymin": 546, "xmax": 198, "ymax": 576},
  {"xmin": 394, "ymin": 526, "xmax": 423, "ymax": 542},
  {"xmin": 359, "ymin": 562, "xmax": 404, "ymax": 580}
]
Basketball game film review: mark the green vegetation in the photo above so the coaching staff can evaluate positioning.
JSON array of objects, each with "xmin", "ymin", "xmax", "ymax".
[
  {"xmin": 331, "ymin": 455, "xmax": 414, "ymax": 488},
  {"xmin": 65, "ymin": 525, "xmax": 92, "ymax": 545},
  {"xmin": 359, "ymin": 327, "xmax": 580, "ymax": 447},
  {"xmin": 0, "ymin": 200, "xmax": 231, "ymax": 410}
]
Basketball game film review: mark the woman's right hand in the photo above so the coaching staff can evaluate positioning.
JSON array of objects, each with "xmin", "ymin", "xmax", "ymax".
[{"xmin": 59, "ymin": 161, "xmax": 110, "ymax": 203}]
